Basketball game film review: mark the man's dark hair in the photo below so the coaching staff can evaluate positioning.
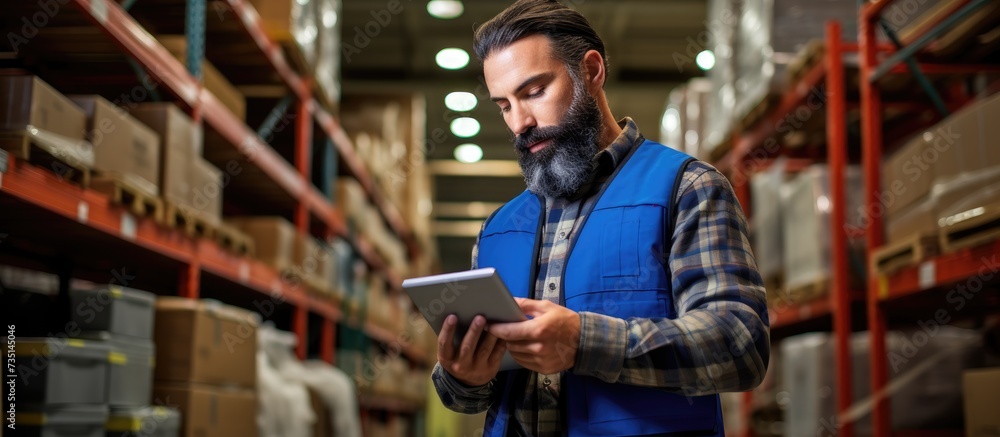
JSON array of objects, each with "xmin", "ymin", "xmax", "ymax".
[{"xmin": 474, "ymin": 0, "xmax": 609, "ymax": 85}]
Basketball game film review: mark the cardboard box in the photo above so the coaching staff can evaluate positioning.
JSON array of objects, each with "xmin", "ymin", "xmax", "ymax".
[
  {"xmin": 0, "ymin": 75, "xmax": 86, "ymax": 140},
  {"xmin": 153, "ymin": 297, "xmax": 257, "ymax": 388},
  {"xmin": 963, "ymin": 367, "xmax": 1000, "ymax": 437},
  {"xmin": 938, "ymin": 106, "xmax": 985, "ymax": 180},
  {"xmin": 226, "ymin": 217, "xmax": 297, "ymax": 272},
  {"xmin": 71, "ymin": 95, "xmax": 161, "ymax": 196},
  {"xmin": 885, "ymin": 196, "xmax": 939, "ymax": 245},
  {"xmin": 189, "ymin": 158, "xmax": 223, "ymax": 224},
  {"xmin": 977, "ymin": 93, "xmax": 1000, "ymax": 168},
  {"xmin": 883, "ymin": 132, "xmax": 935, "ymax": 217},
  {"xmin": 153, "ymin": 382, "xmax": 257, "ymax": 437},
  {"xmin": 157, "ymin": 36, "xmax": 246, "ymax": 121},
  {"xmin": 128, "ymin": 103, "xmax": 201, "ymax": 206},
  {"xmin": 294, "ymin": 232, "xmax": 322, "ymax": 272}
]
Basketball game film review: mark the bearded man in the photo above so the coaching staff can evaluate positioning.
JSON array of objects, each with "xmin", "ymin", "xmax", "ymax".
[{"xmin": 431, "ymin": 1, "xmax": 770, "ymax": 436}]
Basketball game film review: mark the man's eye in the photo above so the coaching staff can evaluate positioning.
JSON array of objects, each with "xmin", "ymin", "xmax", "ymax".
[
  {"xmin": 528, "ymin": 88, "xmax": 545, "ymax": 98},
  {"xmin": 500, "ymin": 106, "xmax": 511, "ymax": 114}
]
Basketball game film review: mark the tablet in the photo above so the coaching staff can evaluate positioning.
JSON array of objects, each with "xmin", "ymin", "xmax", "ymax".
[{"xmin": 402, "ymin": 268, "xmax": 526, "ymax": 371}]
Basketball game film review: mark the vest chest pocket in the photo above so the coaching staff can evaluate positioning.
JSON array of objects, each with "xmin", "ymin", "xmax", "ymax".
[{"xmin": 599, "ymin": 212, "xmax": 640, "ymax": 290}]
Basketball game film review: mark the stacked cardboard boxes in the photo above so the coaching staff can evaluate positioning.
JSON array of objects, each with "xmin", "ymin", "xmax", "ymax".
[
  {"xmin": 153, "ymin": 297, "xmax": 259, "ymax": 437},
  {"xmin": 0, "ymin": 75, "xmax": 95, "ymax": 176},
  {"xmin": 225, "ymin": 216, "xmax": 338, "ymax": 297},
  {"xmin": 128, "ymin": 103, "xmax": 223, "ymax": 226},
  {"xmin": 71, "ymin": 96, "xmax": 162, "ymax": 198},
  {"xmin": 881, "ymin": 93, "xmax": 1000, "ymax": 248}
]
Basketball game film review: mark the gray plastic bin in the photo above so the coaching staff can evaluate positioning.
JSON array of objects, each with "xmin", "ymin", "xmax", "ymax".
[
  {"xmin": 16, "ymin": 338, "xmax": 109, "ymax": 405},
  {"xmin": 70, "ymin": 286, "xmax": 156, "ymax": 340},
  {"xmin": 19, "ymin": 404, "xmax": 109, "ymax": 437},
  {"xmin": 105, "ymin": 406, "xmax": 180, "ymax": 437},
  {"xmin": 77, "ymin": 334, "xmax": 155, "ymax": 407}
]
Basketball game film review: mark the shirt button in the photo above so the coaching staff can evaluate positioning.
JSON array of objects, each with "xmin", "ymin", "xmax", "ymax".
[
  {"xmin": 543, "ymin": 377, "xmax": 551, "ymax": 386},
  {"xmin": 548, "ymin": 282, "xmax": 556, "ymax": 291},
  {"xmin": 558, "ymin": 231, "xmax": 567, "ymax": 240}
]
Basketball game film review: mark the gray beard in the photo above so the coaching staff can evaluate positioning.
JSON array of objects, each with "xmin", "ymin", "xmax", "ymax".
[{"xmin": 516, "ymin": 82, "xmax": 604, "ymax": 199}]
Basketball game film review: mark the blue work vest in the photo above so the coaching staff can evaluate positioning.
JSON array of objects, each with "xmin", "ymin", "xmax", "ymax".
[{"xmin": 476, "ymin": 139, "xmax": 724, "ymax": 437}]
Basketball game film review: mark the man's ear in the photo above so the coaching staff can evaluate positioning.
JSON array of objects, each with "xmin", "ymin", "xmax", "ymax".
[{"xmin": 581, "ymin": 49, "xmax": 606, "ymax": 91}]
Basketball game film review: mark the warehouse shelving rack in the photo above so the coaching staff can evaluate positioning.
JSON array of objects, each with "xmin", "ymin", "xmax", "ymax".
[
  {"xmin": 715, "ymin": 21, "xmax": 864, "ymax": 437},
  {"xmin": 0, "ymin": 0, "xmax": 430, "ymax": 416},
  {"xmin": 859, "ymin": 1, "xmax": 1000, "ymax": 436}
]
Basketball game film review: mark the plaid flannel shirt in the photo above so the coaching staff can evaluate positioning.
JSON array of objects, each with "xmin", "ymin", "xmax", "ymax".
[{"xmin": 432, "ymin": 118, "xmax": 770, "ymax": 437}]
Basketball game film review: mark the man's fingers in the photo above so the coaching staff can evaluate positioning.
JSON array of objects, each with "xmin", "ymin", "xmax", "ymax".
[
  {"xmin": 477, "ymin": 331, "xmax": 499, "ymax": 361},
  {"xmin": 515, "ymin": 297, "xmax": 550, "ymax": 317},
  {"xmin": 488, "ymin": 318, "xmax": 536, "ymax": 340},
  {"xmin": 505, "ymin": 340, "xmax": 543, "ymax": 355},
  {"xmin": 458, "ymin": 315, "xmax": 487, "ymax": 360},
  {"xmin": 488, "ymin": 339, "xmax": 507, "ymax": 364},
  {"xmin": 437, "ymin": 314, "xmax": 458, "ymax": 361}
]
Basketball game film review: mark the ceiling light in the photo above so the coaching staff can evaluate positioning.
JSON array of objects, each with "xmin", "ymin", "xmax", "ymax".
[
  {"xmin": 450, "ymin": 117, "xmax": 480, "ymax": 138},
  {"xmin": 427, "ymin": 0, "xmax": 463, "ymax": 19},
  {"xmin": 322, "ymin": 9, "xmax": 338, "ymax": 28},
  {"xmin": 436, "ymin": 48, "xmax": 470, "ymax": 70},
  {"xmin": 454, "ymin": 144, "xmax": 483, "ymax": 163},
  {"xmin": 696, "ymin": 50, "xmax": 716, "ymax": 71},
  {"xmin": 661, "ymin": 107, "xmax": 680, "ymax": 132},
  {"xmin": 445, "ymin": 91, "xmax": 477, "ymax": 112}
]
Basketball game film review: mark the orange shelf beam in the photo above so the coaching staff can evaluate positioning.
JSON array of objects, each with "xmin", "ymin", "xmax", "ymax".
[
  {"xmin": 878, "ymin": 240, "xmax": 1000, "ymax": 301},
  {"xmin": 769, "ymin": 298, "xmax": 833, "ymax": 329}
]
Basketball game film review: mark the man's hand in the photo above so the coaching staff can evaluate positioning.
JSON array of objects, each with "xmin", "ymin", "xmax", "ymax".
[
  {"xmin": 488, "ymin": 298, "xmax": 580, "ymax": 374},
  {"xmin": 438, "ymin": 314, "xmax": 507, "ymax": 387}
]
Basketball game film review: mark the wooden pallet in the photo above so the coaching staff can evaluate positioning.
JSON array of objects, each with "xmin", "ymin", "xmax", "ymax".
[
  {"xmin": 163, "ymin": 202, "xmax": 215, "ymax": 239},
  {"xmin": 214, "ymin": 223, "xmax": 255, "ymax": 256},
  {"xmin": 91, "ymin": 173, "xmax": 164, "ymax": 223},
  {"xmin": 784, "ymin": 277, "xmax": 830, "ymax": 306},
  {"xmin": 0, "ymin": 129, "xmax": 91, "ymax": 188},
  {"xmin": 939, "ymin": 202, "xmax": 1000, "ymax": 254},
  {"xmin": 872, "ymin": 234, "xmax": 939, "ymax": 276},
  {"xmin": 786, "ymin": 40, "xmax": 825, "ymax": 88}
]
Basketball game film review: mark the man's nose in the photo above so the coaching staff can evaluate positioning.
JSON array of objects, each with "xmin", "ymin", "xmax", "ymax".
[{"xmin": 508, "ymin": 104, "xmax": 537, "ymax": 136}]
